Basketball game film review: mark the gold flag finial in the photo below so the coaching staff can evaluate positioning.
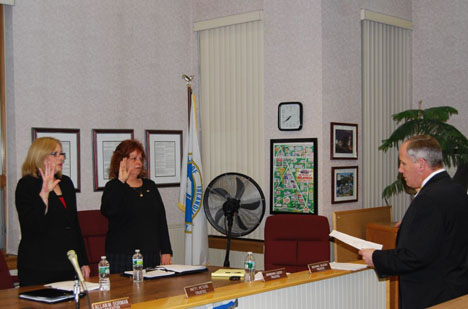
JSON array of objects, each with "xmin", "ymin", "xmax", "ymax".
[{"xmin": 418, "ymin": 100, "xmax": 422, "ymax": 110}]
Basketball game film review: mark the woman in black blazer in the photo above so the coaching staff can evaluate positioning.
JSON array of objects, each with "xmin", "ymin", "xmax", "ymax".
[{"xmin": 16, "ymin": 137, "xmax": 90, "ymax": 286}]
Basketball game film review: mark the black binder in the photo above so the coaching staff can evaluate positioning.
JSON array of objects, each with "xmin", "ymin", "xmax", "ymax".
[{"xmin": 19, "ymin": 288, "xmax": 79, "ymax": 304}]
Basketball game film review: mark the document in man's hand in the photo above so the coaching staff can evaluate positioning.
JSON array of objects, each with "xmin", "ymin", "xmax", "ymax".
[{"xmin": 329, "ymin": 230, "xmax": 383, "ymax": 250}]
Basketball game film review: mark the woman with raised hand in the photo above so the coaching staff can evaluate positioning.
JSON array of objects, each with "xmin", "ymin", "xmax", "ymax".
[
  {"xmin": 16, "ymin": 137, "xmax": 90, "ymax": 286},
  {"xmin": 101, "ymin": 139, "xmax": 172, "ymax": 274}
]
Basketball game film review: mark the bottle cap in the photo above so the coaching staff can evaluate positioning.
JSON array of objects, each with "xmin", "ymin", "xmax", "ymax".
[
  {"xmin": 135, "ymin": 249, "xmax": 140, "ymax": 252},
  {"xmin": 248, "ymin": 251, "xmax": 252, "ymax": 254},
  {"xmin": 101, "ymin": 256, "xmax": 106, "ymax": 259}
]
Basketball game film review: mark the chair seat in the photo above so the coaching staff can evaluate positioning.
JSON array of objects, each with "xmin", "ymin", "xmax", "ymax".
[{"xmin": 264, "ymin": 214, "xmax": 330, "ymax": 273}]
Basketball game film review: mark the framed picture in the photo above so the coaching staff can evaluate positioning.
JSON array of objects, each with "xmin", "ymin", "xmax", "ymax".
[
  {"xmin": 330, "ymin": 122, "xmax": 358, "ymax": 159},
  {"xmin": 332, "ymin": 166, "xmax": 358, "ymax": 204},
  {"xmin": 145, "ymin": 130, "xmax": 182, "ymax": 187},
  {"xmin": 32, "ymin": 128, "xmax": 81, "ymax": 192},
  {"xmin": 92, "ymin": 129, "xmax": 134, "ymax": 191},
  {"xmin": 270, "ymin": 138, "xmax": 318, "ymax": 215}
]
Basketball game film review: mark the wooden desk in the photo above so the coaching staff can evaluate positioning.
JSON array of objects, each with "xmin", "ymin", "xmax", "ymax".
[
  {"xmin": 0, "ymin": 264, "xmax": 386, "ymax": 308},
  {"xmin": 367, "ymin": 222, "xmax": 399, "ymax": 309}
]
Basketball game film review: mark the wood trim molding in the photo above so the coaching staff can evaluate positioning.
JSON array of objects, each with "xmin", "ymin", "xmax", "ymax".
[{"xmin": 208, "ymin": 235, "xmax": 264, "ymax": 254}]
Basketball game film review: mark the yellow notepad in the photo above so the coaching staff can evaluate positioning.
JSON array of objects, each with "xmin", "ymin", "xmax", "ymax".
[{"xmin": 211, "ymin": 268, "xmax": 245, "ymax": 278}]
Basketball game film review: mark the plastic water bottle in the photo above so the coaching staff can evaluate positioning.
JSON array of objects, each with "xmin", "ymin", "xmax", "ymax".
[
  {"xmin": 244, "ymin": 252, "xmax": 256, "ymax": 282},
  {"xmin": 132, "ymin": 249, "xmax": 144, "ymax": 282},
  {"xmin": 98, "ymin": 256, "xmax": 110, "ymax": 291}
]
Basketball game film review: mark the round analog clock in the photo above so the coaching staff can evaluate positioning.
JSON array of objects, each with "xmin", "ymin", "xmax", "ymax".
[{"xmin": 278, "ymin": 102, "xmax": 303, "ymax": 131}]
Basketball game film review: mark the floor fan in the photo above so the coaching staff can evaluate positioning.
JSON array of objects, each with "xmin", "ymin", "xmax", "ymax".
[{"xmin": 203, "ymin": 172, "xmax": 266, "ymax": 267}]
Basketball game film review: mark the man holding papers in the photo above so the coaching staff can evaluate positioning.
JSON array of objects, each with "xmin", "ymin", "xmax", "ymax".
[{"xmin": 359, "ymin": 135, "xmax": 468, "ymax": 309}]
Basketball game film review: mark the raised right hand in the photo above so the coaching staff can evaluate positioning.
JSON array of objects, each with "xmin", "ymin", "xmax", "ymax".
[
  {"xmin": 118, "ymin": 158, "xmax": 133, "ymax": 183},
  {"xmin": 38, "ymin": 161, "xmax": 61, "ymax": 209}
]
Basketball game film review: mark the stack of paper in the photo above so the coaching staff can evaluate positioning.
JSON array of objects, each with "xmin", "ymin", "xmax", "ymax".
[
  {"xmin": 211, "ymin": 268, "xmax": 245, "ymax": 279},
  {"xmin": 44, "ymin": 281, "xmax": 100, "ymax": 292},
  {"xmin": 329, "ymin": 262, "xmax": 368, "ymax": 271}
]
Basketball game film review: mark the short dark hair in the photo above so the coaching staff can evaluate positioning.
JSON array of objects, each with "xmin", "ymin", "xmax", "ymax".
[
  {"xmin": 108, "ymin": 139, "xmax": 146, "ymax": 179},
  {"xmin": 405, "ymin": 135, "xmax": 443, "ymax": 168}
]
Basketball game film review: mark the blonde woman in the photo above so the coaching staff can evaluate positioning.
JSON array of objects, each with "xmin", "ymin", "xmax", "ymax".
[{"xmin": 16, "ymin": 137, "xmax": 89, "ymax": 286}]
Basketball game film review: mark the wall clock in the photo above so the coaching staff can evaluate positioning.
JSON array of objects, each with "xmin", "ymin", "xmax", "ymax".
[{"xmin": 278, "ymin": 102, "xmax": 303, "ymax": 131}]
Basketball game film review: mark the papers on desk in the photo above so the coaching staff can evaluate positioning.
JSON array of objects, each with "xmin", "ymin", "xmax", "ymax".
[
  {"xmin": 157, "ymin": 264, "xmax": 207, "ymax": 273},
  {"xmin": 329, "ymin": 230, "xmax": 383, "ymax": 250},
  {"xmin": 44, "ymin": 280, "xmax": 100, "ymax": 292},
  {"xmin": 124, "ymin": 264, "xmax": 208, "ymax": 279},
  {"xmin": 329, "ymin": 262, "xmax": 368, "ymax": 271}
]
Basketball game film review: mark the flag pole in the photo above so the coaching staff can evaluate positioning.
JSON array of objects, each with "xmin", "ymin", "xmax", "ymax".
[{"xmin": 182, "ymin": 74, "xmax": 194, "ymax": 125}]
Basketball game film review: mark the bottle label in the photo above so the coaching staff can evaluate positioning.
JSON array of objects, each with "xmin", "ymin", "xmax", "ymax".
[
  {"xmin": 133, "ymin": 258, "xmax": 143, "ymax": 266},
  {"xmin": 244, "ymin": 261, "xmax": 255, "ymax": 270},
  {"xmin": 99, "ymin": 266, "xmax": 109, "ymax": 275}
]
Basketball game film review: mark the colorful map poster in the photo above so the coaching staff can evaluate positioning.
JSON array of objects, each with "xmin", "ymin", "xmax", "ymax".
[{"xmin": 270, "ymin": 138, "xmax": 318, "ymax": 214}]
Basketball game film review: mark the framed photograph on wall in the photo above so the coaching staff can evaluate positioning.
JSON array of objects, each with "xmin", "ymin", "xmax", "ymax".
[
  {"xmin": 145, "ymin": 130, "xmax": 182, "ymax": 187},
  {"xmin": 332, "ymin": 166, "xmax": 358, "ymax": 204},
  {"xmin": 270, "ymin": 138, "xmax": 318, "ymax": 215},
  {"xmin": 330, "ymin": 122, "xmax": 358, "ymax": 159},
  {"xmin": 32, "ymin": 128, "xmax": 81, "ymax": 192},
  {"xmin": 92, "ymin": 129, "xmax": 134, "ymax": 191}
]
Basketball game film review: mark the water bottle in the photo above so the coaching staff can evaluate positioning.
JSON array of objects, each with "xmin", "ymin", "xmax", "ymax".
[
  {"xmin": 244, "ymin": 252, "xmax": 256, "ymax": 282},
  {"xmin": 98, "ymin": 256, "xmax": 110, "ymax": 291},
  {"xmin": 132, "ymin": 249, "xmax": 144, "ymax": 282}
]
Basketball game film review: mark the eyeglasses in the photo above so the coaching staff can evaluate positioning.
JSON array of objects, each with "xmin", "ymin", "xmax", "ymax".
[{"xmin": 50, "ymin": 152, "xmax": 66, "ymax": 159}]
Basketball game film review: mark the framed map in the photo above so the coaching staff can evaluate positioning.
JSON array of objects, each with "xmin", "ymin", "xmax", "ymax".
[{"xmin": 270, "ymin": 138, "xmax": 318, "ymax": 214}]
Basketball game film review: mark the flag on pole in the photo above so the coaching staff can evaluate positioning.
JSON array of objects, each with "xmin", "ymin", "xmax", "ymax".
[{"xmin": 178, "ymin": 94, "xmax": 208, "ymax": 265}]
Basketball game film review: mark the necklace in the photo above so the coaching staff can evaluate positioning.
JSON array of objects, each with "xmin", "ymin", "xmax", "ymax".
[{"xmin": 132, "ymin": 186, "xmax": 144, "ymax": 198}]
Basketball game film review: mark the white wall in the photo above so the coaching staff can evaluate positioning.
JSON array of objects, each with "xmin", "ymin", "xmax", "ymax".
[
  {"xmin": 5, "ymin": 0, "xmax": 194, "ymax": 253},
  {"xmin": 412, "ymin": 0, "xmax": 468, "ymax": 137}
]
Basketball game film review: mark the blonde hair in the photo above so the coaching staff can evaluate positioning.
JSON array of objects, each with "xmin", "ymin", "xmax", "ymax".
[{"xmin": 22, "ymin": 137, "xmax": 62, "ymax": 178}]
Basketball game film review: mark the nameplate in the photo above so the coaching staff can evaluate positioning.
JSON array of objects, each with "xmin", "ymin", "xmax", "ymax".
[
  {"xmin": 308, "ymin": 261, "xmax": 331, "ymax": 273},
  {"xmin": 184, "ymin": 281, "xmax": 214, "ymax": 298},
  {"xmin": 92, "ymin": 297, "xmax": 130, "ymax": 309},
  {"xmin": 262, "ymin": 268, "xmax": 287, "ymax": 281}
]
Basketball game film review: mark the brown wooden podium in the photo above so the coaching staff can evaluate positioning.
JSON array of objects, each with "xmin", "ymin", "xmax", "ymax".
[{"xmin": 366, "ymin": 222, "xmax": 399, "ymax": 309}]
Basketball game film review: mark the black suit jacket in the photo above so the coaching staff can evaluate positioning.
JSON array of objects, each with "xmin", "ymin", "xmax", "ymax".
[
  {"xmin": 373, "ymin": 171, "xmax": 468, "ymax": 309},
  {"xmin": 16, "ymin": 174, "xmax": 88, "ymax": 285}
]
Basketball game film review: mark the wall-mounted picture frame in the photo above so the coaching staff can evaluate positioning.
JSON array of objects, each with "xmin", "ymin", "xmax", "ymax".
[
  {"xmin": 92, "ymin": 129, "xmax": 134, "ymax": 191},
  {"xmin": 332, "ymin": 166, "xmax": 358, "ymax": 204},
  {"xmin": 270, "ymin": 138, "xmax": 318, "ymax": 215},
  {"xmin": 145, "ymin": 130, "xmax": 182, "ymax": 187},
  {"xmin": 32, "ymin": 128, "xmax": 81, "ymax": 192},
  {"xmin": 330, "ymin": 122, "xmax": 358, "ymax": 159}
]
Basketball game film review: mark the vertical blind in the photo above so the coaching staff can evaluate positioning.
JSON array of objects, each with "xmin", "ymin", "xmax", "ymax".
[
  {"xmin": 361, "ymin": 11, "xmax": 412, "ymax": 221},
  {"xmin": 196, "ymin": 13, "xmax": 264, "ymax": 239}
]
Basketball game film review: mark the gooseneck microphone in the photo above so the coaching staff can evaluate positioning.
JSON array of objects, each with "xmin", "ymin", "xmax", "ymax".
[{"xmin": 67, "ymin": 250, "xmax": 86, "ymax": 288}]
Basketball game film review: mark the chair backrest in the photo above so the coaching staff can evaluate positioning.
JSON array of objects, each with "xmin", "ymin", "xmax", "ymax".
[
  {"xmin": 0, "ymin": 251, "xmax": 14, "ymax": 289},
  {"xmin": 332, "ymin": 206, "xmax": 392, "ymax": 262},
  {"xmin": 264, "ymin": 214, "xmax": 330, "ymax": 273},
  {"xmin": 77, "ymin": 210, "xmax": 108, "ymax": 277}
]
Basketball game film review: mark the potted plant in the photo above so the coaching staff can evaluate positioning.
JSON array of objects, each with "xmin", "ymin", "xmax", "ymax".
[{"xmin": 379, "ymin": 101, "xmax": 468, "ymax": 201}]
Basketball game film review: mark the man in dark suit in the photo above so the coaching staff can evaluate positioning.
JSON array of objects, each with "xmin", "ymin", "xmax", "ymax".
[{"xmin": 359, "ymin": 135, "xmax": 468, "ymax": 309}]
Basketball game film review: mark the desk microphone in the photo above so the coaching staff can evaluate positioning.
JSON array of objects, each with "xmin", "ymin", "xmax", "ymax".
[{"xmin": 67, "ymin": 250, "xmax": 86, "ymax": 286}]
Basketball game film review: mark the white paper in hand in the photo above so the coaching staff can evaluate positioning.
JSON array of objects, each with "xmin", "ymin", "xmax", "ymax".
[{"xmin": 329, "ymin": 230, "xmax": 383, "ymax": 250}]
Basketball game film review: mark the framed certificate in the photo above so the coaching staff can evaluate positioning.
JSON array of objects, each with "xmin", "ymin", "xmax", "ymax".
[
  {"xmin": 32, "ymin": 128, "xmax": 81, "ymax": 192},
  {"xmin": 92, "ymin": 129, "xmax": 134, "ymax": 191},
  {"xmin": 145, "ymin": 130, "xmax": 182, "ymax": 187}
]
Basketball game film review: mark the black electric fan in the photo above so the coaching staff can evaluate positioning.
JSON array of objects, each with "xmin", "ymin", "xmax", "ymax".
[{"xmin": 203, "ymin": 172, "xmax": 266, "ymax": 267}]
